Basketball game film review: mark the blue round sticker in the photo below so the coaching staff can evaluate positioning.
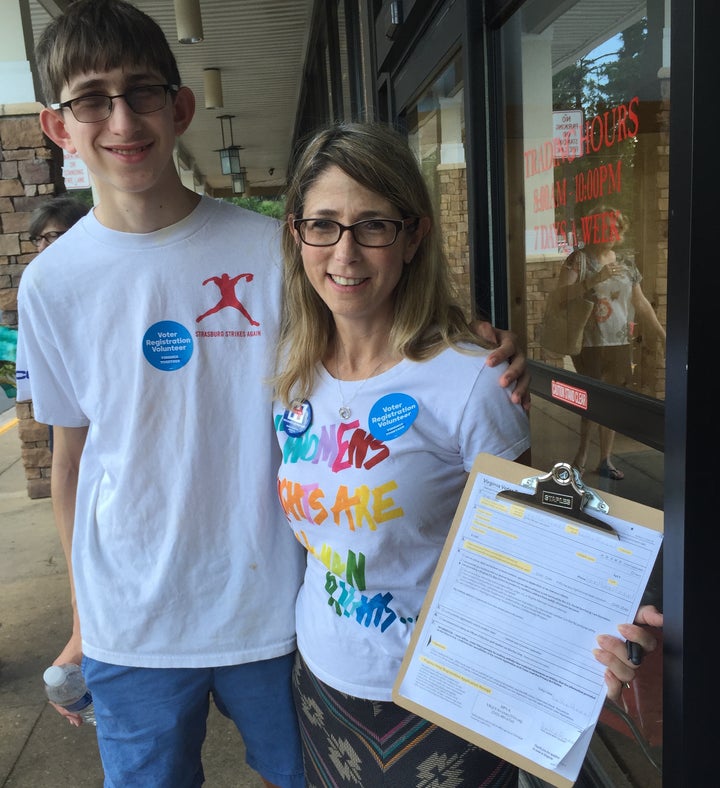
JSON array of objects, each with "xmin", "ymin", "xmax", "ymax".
[
  {"xmin": 143, "ymin": 321, "xmax": 193, "ymax": 371},
  {"xmin": 368, "ymin": 393, "xmax": 418, "ymax": 441}
]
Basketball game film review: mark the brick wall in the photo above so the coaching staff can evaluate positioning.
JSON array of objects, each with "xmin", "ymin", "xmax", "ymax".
[
  {"xmin": 438, "ymin": 162, "xmax": 471, "ymax": 319},
  {"xmin": 1, "ymin": 104, "xmax": 62, "ymax": 499}
]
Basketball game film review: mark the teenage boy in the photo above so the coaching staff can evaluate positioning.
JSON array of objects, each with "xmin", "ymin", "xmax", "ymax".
[{"xmin": 16, "ymin": 1, "xmax": 529, "ymax": 786}]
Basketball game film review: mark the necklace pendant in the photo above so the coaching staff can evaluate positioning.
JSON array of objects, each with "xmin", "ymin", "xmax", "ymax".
[{"xmin": 339, "ymin": 405, "xmax": 352, "ymax": 420}]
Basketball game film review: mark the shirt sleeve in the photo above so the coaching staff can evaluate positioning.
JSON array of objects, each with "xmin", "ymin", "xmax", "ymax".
[
  {"xmin": 17, "ymin": 271, "xmax": 89, "ymax": 426},
  {"xmin": 458, "ymin": 358, "xmax": 531, "ymax": 471}
]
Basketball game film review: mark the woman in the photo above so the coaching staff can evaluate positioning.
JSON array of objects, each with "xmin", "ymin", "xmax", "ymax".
[
  {"xmin": 273, "ymin": 123, "xmax": 658, "ymax": 787},
  {"xmin": 28, "ymin": 194, "xmax": 89, "ymax": 251},
  {"xmin": 558, "ymin": 208, "xmax": 666, "ymax": 480},
  {"xmin": 25, "ymin": 195, "xmax": 90, "ymax": 449}
]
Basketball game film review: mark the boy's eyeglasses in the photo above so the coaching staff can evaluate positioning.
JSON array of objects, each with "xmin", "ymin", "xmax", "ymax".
[
  {"xmin": 51, "ymin": 84, "xmax": 178, "ymax": 123},
  {"xmin": 30, "ymin": 231, "xmax": 65, "ymax": 247},
  {"xmin": 293, "ymin": 217, "xmax": 418, "ymax": 248}
]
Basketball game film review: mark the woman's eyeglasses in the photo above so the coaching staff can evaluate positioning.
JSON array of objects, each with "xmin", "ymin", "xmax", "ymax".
[
  {"xmin": 29, "ymin": 231, "xmax": 66, "ymax": 247},
  {"xmin": 293, "ymin": 217, "xmax": 418, "ymax": 248}
]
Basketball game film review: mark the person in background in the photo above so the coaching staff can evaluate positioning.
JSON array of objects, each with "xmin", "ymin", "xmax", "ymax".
[
  {"xmin": 558, "ymin": 208, "xmax": 666, "ymax": 480},
  {"xmin": 29, "ymin": 194, "xmax": 90, "ymax": 252},
  {"xmin": 2, "ymin": 197, "xmax": 88, "ymax": 403},
  {"xmin": 15, "ymin": 3, "xmax": 529, "ymax": 787},
  {"xmin": 25, "ymin": 195, "xmax": 90, "ymax": 450},
  {"xmin": 272, "ymin": 122, "xmax": 657, "ymax": 787},
  {"xmin": 0, "ymin": 325, "xmax": 17, "ymax": 400}
]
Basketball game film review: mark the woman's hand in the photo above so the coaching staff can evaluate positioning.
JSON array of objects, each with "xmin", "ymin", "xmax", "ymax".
[
  {"xmin": 593, "ymin": 262, "xmax": 624, "ymax": 287},
  {"xmin": 594, "ymin": 605, "xmax": 663, "ymax": 702}
]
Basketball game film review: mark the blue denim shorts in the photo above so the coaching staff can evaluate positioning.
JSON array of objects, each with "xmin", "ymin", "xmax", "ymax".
[{"xmin": 83, "ymin": 653, "xmax": 304, "ymax": 788}]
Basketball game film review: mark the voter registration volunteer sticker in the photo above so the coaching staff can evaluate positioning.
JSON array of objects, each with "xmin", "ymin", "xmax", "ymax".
[
  {"xmin": 369, "ymin": 393, "xmax": 418, "ymax": 441},
  {"xmin": 143, "ymin": 321, "xmax": 193, "ymax": 371}
]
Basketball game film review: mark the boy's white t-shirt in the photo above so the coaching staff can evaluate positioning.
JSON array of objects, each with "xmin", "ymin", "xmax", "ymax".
[
  {"xmin": 273, "ymin": 347, "xmax": 530, "ymax": 700},
  {"xmin": 17, "ymin": 196, "xmax": 305, "ymax": 667}
]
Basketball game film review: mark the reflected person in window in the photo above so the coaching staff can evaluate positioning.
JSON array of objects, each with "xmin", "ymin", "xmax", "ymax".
[{"xmin": 557, "ymin": 208, "xmax": 666, "ymax": 480}]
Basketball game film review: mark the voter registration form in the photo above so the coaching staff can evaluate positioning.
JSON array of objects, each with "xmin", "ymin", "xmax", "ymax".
[{"xmin": 393, "ymin": 454, "xmax": 663, "ymax": 787}]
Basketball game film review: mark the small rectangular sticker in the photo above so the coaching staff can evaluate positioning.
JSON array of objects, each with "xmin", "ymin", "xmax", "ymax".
[{"xmin": 551, "ymin": 379, "xmax": 588, "ymax": 410}]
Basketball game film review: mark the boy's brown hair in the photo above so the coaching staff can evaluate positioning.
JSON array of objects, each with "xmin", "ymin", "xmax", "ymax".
[{"xmin": 36, "ymin": 0, "xmax": 181, "ymax": 105}]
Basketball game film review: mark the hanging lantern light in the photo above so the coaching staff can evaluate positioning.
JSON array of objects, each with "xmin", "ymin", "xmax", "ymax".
[
  {"xmin": 216, "ymin": 115, "xmax": 243, "ymax": 175},
  {"xmin": 232, "ymin": 169, "xmax": 248, "ymax": 195}
]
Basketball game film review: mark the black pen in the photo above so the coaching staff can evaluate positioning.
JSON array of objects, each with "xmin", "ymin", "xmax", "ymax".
[{"xmin": 626, "ymin": 640, "xmax": 643, "ymax": 666}]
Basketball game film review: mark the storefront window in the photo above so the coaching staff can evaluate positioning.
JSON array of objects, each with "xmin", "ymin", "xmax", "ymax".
[
  {"xmin": 503, "ymin": 0, "xmax": 668, "ymax": 403},
  {"xmin": 405, "ymin": 52, "xmax": 471, "ymax": 317},
  {"xmin": 337, "ymin": 1, "xmax": 352, "ymax": 117},
  {"xmin": 500, "ymin": 0, "xmax": 668, "ymax": 497},
  {"xmin": 499, "ymin": 2, "xmax": 668, "ymax": 784}
]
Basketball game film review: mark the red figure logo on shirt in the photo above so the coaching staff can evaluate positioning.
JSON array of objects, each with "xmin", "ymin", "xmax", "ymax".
[{"xmin": 196, "ymin": 273, "xmax": 260, "ymax": 325}]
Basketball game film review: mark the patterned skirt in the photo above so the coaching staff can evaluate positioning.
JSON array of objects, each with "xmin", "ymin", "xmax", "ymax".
[{"xmin": 292, "ymin": 652, "xmax": 519, "ymax": 788}]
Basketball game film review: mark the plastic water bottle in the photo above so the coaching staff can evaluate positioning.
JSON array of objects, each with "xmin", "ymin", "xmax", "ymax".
[{"xmin": 43, "ymin": 663, "xmax": 96, "ymax": 726}]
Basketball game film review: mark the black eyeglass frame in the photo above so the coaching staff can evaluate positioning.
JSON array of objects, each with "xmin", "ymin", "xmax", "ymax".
[
  {"xmin": 292, "ymin": 217, "xmax": 419, "ymax": 248},
  {"xmin": 29, "ymin": 230, "xmax": 66, "ymax": 247},
  {"xmin": 50, "ymin": 84, "xmax": 179, "ymax": 123}
]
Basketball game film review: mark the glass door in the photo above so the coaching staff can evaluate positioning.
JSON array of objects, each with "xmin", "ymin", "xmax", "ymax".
[{"xmin": 497, "ymin": 1, "xmax": 668, "ymax": 784}]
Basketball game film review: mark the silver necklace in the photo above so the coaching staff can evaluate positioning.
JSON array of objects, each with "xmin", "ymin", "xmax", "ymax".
[{"xmin": 334, "ymin": 344, "xmax": 387, "ymax": 420}]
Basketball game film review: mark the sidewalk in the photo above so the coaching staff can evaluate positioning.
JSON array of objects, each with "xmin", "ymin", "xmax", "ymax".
[{"xmin": 0, "ymin": 410, "xmax": 263, "ymax": 787}]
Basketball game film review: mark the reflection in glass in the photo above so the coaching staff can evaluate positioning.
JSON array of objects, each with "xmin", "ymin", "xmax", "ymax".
[
  {"xmin": 405, "ymin": 53, "xmax": 470, "ymax": 317},
  {"xmin": 555, "ymin": 208, "xmax": 666, "ymax": 478},
  {"xmin": 499, "ymin": 3, "xmax": 669, "ymax": 784}
]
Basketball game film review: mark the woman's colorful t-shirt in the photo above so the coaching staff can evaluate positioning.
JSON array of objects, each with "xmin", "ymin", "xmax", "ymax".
[{"xmin": 273, "ymin": 346, "xmax": 530, "ymax": 701}]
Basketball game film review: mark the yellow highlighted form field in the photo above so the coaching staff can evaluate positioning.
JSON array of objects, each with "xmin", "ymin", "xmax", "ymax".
[
  {"xmin": 419, "ymin": 655, "xmax": 491, "ymax": 694},
  {"xmin": 463, "ymin": 540, "xmax": 531, "ymax": 572}
]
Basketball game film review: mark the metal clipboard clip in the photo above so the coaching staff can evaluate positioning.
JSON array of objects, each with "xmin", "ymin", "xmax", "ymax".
[{"xmin": 496, "ymin": 461, "xmax": 617, "ymax": 538}]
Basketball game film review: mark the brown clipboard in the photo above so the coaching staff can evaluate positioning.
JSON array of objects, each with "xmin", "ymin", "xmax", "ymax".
[{"xmin": 392, "ymin": 453, "xmax": 663, "ymax": 788}]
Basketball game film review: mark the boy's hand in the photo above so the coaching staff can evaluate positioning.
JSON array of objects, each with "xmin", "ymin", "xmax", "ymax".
[
  {"xmin": 472, "ymin": 321, "xmax": 531, "ymax": 412},
  {"xmin": 49, "ymin": 637, "xmax": 86, "ymax": 727}
]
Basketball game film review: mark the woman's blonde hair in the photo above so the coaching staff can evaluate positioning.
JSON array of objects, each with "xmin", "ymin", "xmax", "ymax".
[{"xmin": 274, "ymin": 121, "xmax": 488, "ymax": 407}]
